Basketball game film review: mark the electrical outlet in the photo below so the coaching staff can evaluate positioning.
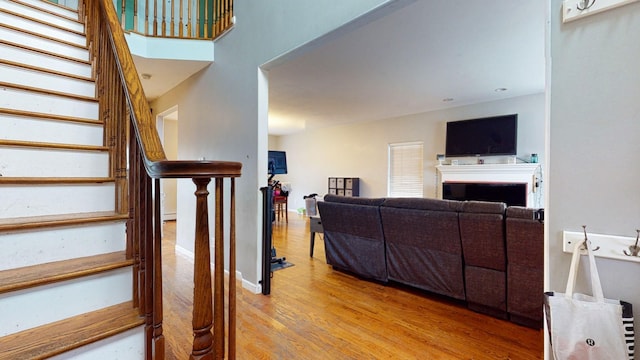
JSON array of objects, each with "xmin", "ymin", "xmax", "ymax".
[{"xmin": 563, "ymin": 0, "xmax": 640, "ymax": 23}]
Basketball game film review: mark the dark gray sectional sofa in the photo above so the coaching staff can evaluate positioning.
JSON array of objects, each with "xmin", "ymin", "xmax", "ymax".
[{"xmin": 317, "ymin": 194, "xmax": 543, "ymax": 328}]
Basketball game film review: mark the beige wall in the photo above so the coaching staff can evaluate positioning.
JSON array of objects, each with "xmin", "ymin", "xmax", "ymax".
[
  {"xmin": 161, "ymin": 119, "xmax": 178, "ymax": 219},
  {"xmin": 273, "ymin": 93, "xmax": 545, "ymax": 212},
  {"xmin": 150, "ymin": 0, "xmax": 396, "ymax": 290}
]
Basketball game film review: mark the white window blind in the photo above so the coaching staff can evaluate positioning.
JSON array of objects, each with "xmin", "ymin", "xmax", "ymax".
[{"xmin": 388, "ymin": 142, "xmax": 424, "ymax": 197}]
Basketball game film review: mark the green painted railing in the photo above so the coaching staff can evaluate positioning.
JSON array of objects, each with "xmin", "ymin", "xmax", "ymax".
[{"xmin": 113, "ymin": 0, "xmax": 232, "ymax": 39}]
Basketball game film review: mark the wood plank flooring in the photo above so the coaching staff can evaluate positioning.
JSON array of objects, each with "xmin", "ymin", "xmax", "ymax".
[{"xmin": 162, "ymin": 214, "xmax": 543, "ymax": 359}]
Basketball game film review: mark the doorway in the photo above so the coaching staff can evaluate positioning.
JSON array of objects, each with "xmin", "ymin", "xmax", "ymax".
[{"xmin": 156, "ymin": 106, "xmax": 179, "ymax": 222}]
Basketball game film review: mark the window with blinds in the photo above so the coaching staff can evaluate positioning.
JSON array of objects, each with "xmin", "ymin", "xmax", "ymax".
[{"xmin": 388, "ymin": 142, "xmax": 424, "ymax": 197}]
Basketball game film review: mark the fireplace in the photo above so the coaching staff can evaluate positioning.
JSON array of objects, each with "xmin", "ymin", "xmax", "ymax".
[
  {"xmin": 442, "ymin": 182, "xmax": 527, "ymax": 207},
  {"xmin": 436, "ymin": 163, "xmax": 542, "ymax": 208}
]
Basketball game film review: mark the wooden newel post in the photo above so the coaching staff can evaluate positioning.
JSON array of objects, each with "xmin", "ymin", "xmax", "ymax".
[{"xmin": 191, "ymin": 178, "xmax": 214, "ymax": 360}]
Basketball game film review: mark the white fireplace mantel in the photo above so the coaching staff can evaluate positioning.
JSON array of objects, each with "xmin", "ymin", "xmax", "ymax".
[{"xmin": 435, "ymin": 163, "xmax": 543, "ymax": 208}]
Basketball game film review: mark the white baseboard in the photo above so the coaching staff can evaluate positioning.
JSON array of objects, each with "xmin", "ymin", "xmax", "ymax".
[
  {"xmin": 174, "ymin": 243, "xmax": 194, "ymax": 261},
  {"xmin": 163, "ymin": 213, "xmax": 177, "ymax": 221},
  {"xmin": 173, "ymin": 244, "xmax": 259, "ymax": 293}
]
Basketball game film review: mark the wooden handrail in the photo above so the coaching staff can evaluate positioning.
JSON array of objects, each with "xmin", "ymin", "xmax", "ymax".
[
  {"xmin": 96, "ymin": 0, "xmax": 241, "ymax": 177},
  {"xmin": 82, "ymin": 0, "xmax": 241, "ymax": 358}
]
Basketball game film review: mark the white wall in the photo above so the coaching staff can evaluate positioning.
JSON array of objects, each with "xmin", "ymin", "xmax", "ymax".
[
  {"xmin": 150, "ymin": 0, "xmax": 397, "ymax": 290},
  {"xmin": 549, "ymin": 0, "xmax": 640, "ymax": 346},
  {"xmin": 161, "ymin": 119, "xmax": 178, "ymax": 219},
  {"xmin": 274, "ymin": 93, "xmax": 545, "ymax": 212}
]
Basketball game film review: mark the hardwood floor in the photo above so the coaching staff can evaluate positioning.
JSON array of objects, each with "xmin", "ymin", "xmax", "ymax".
[{"xmin": 162, "ymin": 214, "xmax": 544, "ymax": 359}]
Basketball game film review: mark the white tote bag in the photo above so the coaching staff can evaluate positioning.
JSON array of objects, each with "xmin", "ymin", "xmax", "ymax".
[{"xmin": 544, "ymin": 238, "xmax": 635, "ymax": 360}]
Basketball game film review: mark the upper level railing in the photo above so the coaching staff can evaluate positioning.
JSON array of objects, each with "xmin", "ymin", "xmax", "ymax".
[
  {"xmin": 114, "ymin": 0, "xmax": 233, "ymax": 39},
  {"xmin": 81, "ymin": 0, "xmax": 241, "ymax": 358}
]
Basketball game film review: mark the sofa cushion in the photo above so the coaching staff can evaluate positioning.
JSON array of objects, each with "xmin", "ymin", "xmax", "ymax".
[
  {"xmin": 506, "ymin": 206, "xmax": 539, "ymax": 219},
  {"xmin": 319, "ymin": 201, "xmax": 385, "ymax": 240},
  {"xmin": 317, "ymin": 200, "xmax": 387, "ymax": 282},
  {"xmin": 382, "ymin": 197, "xmax": 463, "ymax": 212},
  {"xmin": 381, "ymin": 205, "xmax": 465, "ymax": 300},
  {"xmin": 506, "ymin": 207, "xmax": 544, "ymax": 267},
  {"xmin": 506, "ymin": 206, "xmax": 544, "ymax": 328},
  {"xmin": 459, "ymin": 201, "xmax": 506, "ymax": 271},
  {"xmin": 507, "ymin": 264, "xmax": 543, "ymax": 327},
  {"xmin": 462, "ymin": 200, "xmax": 506, "ymax": 214},
  {"xmin": 323, "ymin": 194, "xmax": 386, "ymax": 206},
  {"xmin": 465, "ymin": 266, "xmax": 507, "ymax": 319}
]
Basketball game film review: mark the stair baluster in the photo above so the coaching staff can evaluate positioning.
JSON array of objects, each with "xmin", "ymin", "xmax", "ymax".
[{"xmin": 83, "ymin": 0, "xmax": 242, "ymax": 358}]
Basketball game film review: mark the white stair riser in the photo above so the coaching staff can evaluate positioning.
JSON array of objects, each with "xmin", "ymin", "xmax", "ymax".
[
  {"xmin": 9, "ymin": 0, "xmax": 79, "ymax": 19},
  {"xmin": 0, "ymin": 148, "xmax": 109, "ymax": 177},
  {"xmin": 0, "ymin": 115, "xmax": 103, "ymax": 146},
  {"xmin": 49, "ymin": 327, "xmax": 145, "ymax": 360},
  {"xmin": 0, "ymin": 43, "xmax": 92, "ymax": 78},
  {"xmin": 0, "ymin": 11, "xmax": 85, "ymax": 46},
  {"xmin": 0, "ymin": 0, "xmax": 83, "ymax": 33},
  {"xmin": 0, "ymin": 26, "xmax": 88, "ymax": 61},
  {"xmin": 0, "ymin": 88, "xmax": 98, "ymax": 119},
  {"xmin": 0, "ymin": 267, "xmax": 132, "ymax": 336},
  {"xmin": 0, "ymin": 63, "xmax": 95, "ymax": 98},
  {"xmin": 0, "ymin": 2, "xmax": 140, "ymax": 357},
  {"xmin": 0, "ymin": 183, "xmax": 115, "ymax": 218},
  {"xmin": 0, "ymin": 222, "xmax": 126, "ymax": 271}
]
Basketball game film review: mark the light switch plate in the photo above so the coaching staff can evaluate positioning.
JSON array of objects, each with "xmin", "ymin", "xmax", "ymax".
[{"xmin": 563, "ymin": 0, "xmax": 640, "ymax": 23}]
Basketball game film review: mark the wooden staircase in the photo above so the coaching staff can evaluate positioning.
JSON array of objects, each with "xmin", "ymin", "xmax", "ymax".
[
  {"xmin": 0, "ymin": 0, "xmax": 145, "ymax": 358},
  {"xmin": 1, "ymin": 0, "xmax": 241, "ymax": 358}
]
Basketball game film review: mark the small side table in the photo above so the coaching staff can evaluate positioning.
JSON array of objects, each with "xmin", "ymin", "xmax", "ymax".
[{"xmin": 309, "ymin": 216, "xmax": 323, "ymax": 257}]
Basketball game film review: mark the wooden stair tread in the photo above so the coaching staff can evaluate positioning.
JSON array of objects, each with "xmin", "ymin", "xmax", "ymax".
[
  {"xmin": 0, "ymin": 22, "xmax": 87, "ymax": 50},
  {"xmin": 0, "ymin": 301, "xmax": 144, "ymax": 360},
  {"xmin": 0, "ymin": 6, "xmax": 84, "ymax": 36},
  {"xmin": 0, "ymin": 81, "xmax": 97, "ymax": 102},
  {"xmin": 0, "ymin": 107, "xmax": 102, "ymax": 125},
  {"xmin": 0, "ymin": 211, "xmax": 129, "ymax": 232},
  {"xmin": 0, "ymin": 251, "xmax": 133, "ymax": 293},
  {"xmin": 0, "ymin": 176, "xmax": 115, "ymax": 184},
  {"xmin": 0, "ymin": 139, "xmax": 107, "ymax": 151},
  {"xmin": 0, "ymin": 39, "xmax": 92, "ymax": 65},
  {"xmin": 0, "ymin": 58, "xmax": 94, "ymax": 82},
  {"xmin": 8, "ymin": 0, "xmax": 81, "ymax": 24}
]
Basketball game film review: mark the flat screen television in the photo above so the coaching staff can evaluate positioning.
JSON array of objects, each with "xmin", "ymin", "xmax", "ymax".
[
  {"xmin": 445, "ymin": 114, "xmax": 518, "ymax": 157},
  {"xmin": 268, "ymin": 150, "xmax": 287, "ymax": 175}
]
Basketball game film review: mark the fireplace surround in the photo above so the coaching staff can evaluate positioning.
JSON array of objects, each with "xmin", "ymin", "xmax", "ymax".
[
  {"xmin": 443, "ymin": 182, "xmax": 527, "ymax": 207},
  {"xmin": 436, "ymin": 163, "xmax": 542, "ymax": 208}
]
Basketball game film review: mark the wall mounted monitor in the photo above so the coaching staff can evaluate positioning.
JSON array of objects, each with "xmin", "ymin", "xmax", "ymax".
[
  {"xmin": 445, "ymin": 114, "xmax": 518, "ymax": 157},
  {"xmin": 268, "ymin": 150, "xmax": 288, "ymax": 175}
]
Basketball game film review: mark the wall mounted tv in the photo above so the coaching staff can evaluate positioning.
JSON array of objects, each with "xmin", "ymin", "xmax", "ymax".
[
  {"xmin": 445, "ymin": 114, "xmax": 518, "ymax": 157},
  {"xmin": 268, "ymin": 150, "xmax": 288, "ymax": 175}
]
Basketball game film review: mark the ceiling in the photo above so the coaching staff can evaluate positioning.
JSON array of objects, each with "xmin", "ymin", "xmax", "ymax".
[
  {"xmin": 134, "ymin": 55, "xmax": 211, "ymax": 101},
  {"xmin": 134, "ymin": 0, "xmax": 546, "ymax": 135},
  {"xmin": 265, "ymin": 0, "xmax": 546, "ymax": 135}
]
